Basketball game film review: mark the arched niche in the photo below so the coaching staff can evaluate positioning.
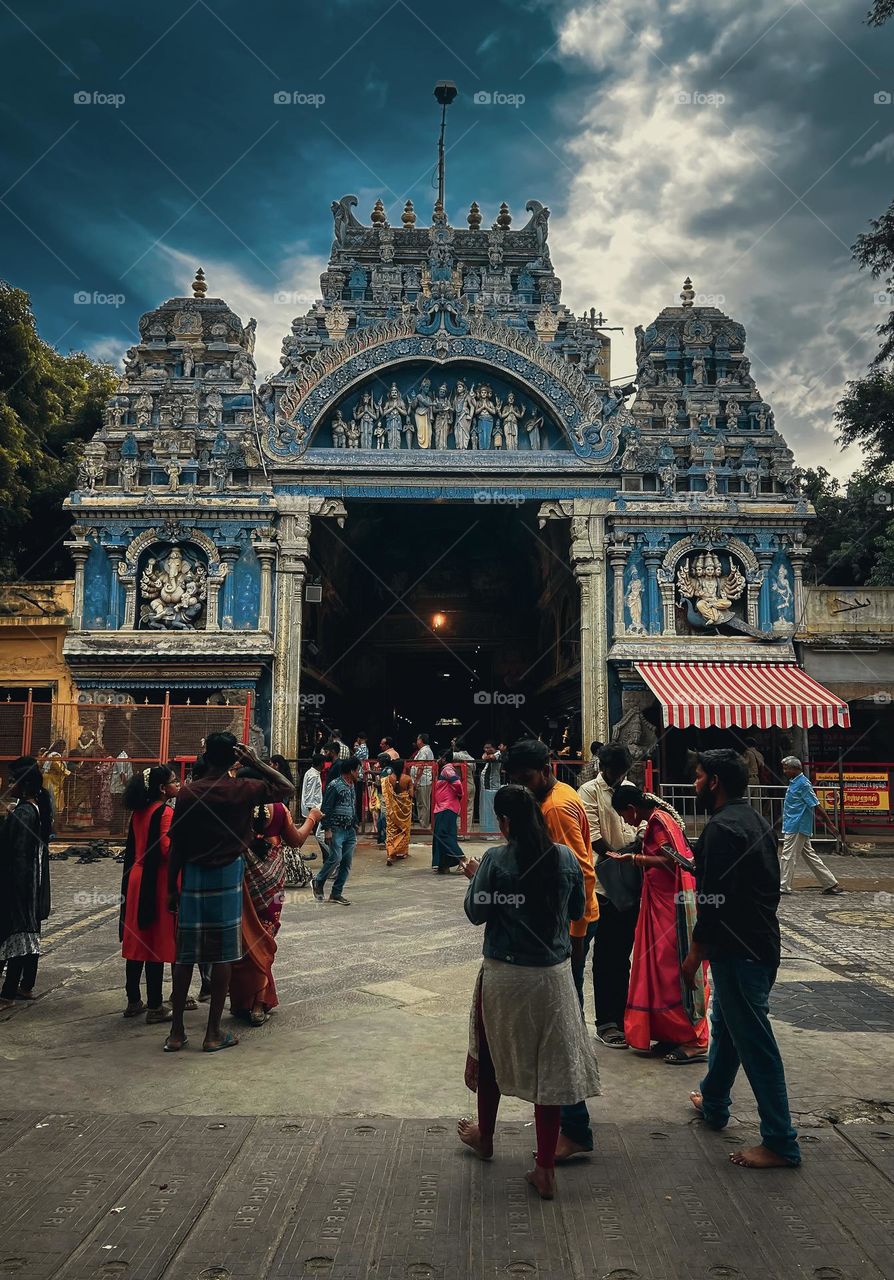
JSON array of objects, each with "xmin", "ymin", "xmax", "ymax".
[
  {"xmin": 116, "ymin": 526, "xmax": 228, "ymax": 631},
  {"xmin": 657, "ymin": 531, "xmax": 763, "ymax": 634}
]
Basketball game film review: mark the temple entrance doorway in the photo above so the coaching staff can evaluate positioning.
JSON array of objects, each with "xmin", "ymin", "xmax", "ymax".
[{"xmin": 299, "ymin": 500, "xmax": 581, "ymax": 760}]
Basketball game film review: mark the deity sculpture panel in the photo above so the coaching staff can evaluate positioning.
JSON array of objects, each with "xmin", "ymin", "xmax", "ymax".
[
  {"xmin": 138, "ymin": 545, "xmax": 208, "ymax": 631},
  {"xmin": 316, "ymin": 365, "xmax": 563, "ymax": 453}
]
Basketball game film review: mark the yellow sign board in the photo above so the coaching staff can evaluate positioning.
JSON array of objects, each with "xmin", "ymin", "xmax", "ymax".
[{"xmin": 815, "ymin": 770, "xmax": 890, "ymax": 812}]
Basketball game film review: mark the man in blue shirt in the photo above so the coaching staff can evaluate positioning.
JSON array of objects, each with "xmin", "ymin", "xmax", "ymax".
[{"xmin": 780, "ymin": 757, "xmax": 843, "ymax": 896}]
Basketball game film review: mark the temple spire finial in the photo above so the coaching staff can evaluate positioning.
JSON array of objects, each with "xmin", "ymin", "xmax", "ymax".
[
  {"xmin": 192, "ymin": 267, "xmax": 207, "ymax": 299},
  {"xmin": 680, "ymin": 276, "xmax": 695, "ymax": 308}
]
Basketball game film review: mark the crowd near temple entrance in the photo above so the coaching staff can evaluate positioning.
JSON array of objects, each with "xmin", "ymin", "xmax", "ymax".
[{"xmin": 299, "ymin": 499, "xmax": 580, "ymax": 754}]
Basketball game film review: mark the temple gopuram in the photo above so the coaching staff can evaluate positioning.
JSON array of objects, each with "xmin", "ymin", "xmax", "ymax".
[{"xmin": 62, "ymin": 189, "xmax": 848, "ymax": 774}]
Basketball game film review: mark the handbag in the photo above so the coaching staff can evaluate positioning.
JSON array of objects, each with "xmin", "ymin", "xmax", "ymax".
[{"xmin": 597, "ymin": 848, "xmax": 643, "ymax": 913}]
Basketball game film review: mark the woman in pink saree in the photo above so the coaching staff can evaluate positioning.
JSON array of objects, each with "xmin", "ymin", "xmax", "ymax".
[{"xmin": 607, "ymin": 784, "xmax": 709, "ymax": 1064}]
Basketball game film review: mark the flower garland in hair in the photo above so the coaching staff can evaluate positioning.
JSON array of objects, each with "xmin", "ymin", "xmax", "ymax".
[{"xmin": 642, "ymin": 790, "xmax": 686, "ymax": 830}]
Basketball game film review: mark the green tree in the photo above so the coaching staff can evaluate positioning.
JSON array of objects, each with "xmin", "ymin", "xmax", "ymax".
[
  {"xmin": 0, "ymin": 282, "xmax": 118, "ymax": 579},
  {"xmin": 802, "ymin": 466, "xmax": 894, "ymax": 586}
]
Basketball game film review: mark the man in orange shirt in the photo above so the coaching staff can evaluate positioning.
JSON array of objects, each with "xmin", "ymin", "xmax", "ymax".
[{"xmin": 507, "ymin": 739, "xmax": 600, "ymax": 1162}]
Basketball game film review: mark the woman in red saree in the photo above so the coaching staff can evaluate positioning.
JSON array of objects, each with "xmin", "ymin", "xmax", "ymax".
[
  {"xmin": 229, "ymin": 788, "xmax": 320, "ymax": 1025},
  {"xmin": 608, "ymin": 784, "xmax": 709, "ymax": 1064}
]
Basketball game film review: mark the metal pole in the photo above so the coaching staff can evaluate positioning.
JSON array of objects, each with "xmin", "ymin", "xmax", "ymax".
[{"xmin": 437, "ymin": 101, "xmax": 447, "ymax": 208}]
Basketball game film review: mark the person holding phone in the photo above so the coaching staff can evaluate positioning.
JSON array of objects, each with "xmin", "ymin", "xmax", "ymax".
[{"xmin": 165, "ymin": 733, "xmax": 294, "ymax": 1053}]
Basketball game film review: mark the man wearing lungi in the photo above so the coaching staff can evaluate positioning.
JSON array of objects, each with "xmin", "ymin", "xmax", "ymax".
[{"xmin": 165, "ymin": 733, "xmax": 294, "ymax": 1053}]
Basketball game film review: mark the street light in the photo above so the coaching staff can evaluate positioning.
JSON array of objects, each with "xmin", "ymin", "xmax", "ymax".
[{"xmin": 433, "ymin": 81, "xmax": 457, "ymax": 211}]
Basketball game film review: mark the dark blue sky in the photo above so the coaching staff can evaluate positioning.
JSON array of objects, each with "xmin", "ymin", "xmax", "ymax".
[{"xmin": 2, "ymin": 0, "xmax": 892, "ymax": 474}]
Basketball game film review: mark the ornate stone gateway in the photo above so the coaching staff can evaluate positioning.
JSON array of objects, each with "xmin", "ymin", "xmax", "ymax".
[{"xmin": 64, "ymin": 192, "xmax": 812, "ymax": 765}]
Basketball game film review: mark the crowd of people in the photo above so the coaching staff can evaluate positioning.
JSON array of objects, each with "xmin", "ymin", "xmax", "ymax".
[{"xmin": 0, "ymin": 728, "xmax": 842, "ymax": 1196}]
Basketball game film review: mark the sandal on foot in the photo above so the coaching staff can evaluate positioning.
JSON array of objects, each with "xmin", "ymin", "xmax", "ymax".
[
  {"xmin": 183, "ymin": 995, "xmax": 198, "ymax": 1011},
  {"xmin": 123, "ymin": 1001, "xmax": 146, "ymax": 1019},
  {"xmin": 146, "ymin": 1004, "xmax": 173, "ymax": 1025},
  {"xmin": 596, "ymin": 1027, "xmax": 628, "ymax": 1049},
  {"xmin": 163, "ymin": 1034, "xmax": 188, "ymax": 1052},
  {"xmin": 665, "ymin": 1047, "xmax": 708, "ymax": 1065},
  {"xmin": 249, "ymin": 1009, "xmax": 268, "ymax": 1026},
  {"xmin": 203, "ymin": 1030, "xmax": 239, "ymax": 1053}
]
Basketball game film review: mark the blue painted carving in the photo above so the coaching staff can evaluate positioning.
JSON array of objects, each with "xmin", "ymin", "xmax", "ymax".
[
  {"xmin": 268, "ymin": 335, "xmax": 622, "ymax": 463},
  {"xmin": 233, "ymin": 544, "xmax": 261, "ymax": 630},
  {"xmin": 83, "ymin": 538, "xmax": 111, "ymax": 630},
  {"xmin": 623, "ymin": 552, "xmax": 648, "ymax": 636}
]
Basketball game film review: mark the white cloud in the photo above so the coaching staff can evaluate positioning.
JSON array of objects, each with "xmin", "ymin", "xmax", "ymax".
[
  {"xmin": 101, "ymin": 244, "xmax": 328, "ymax": 383},
  {"xmin": 546, "ymin": 0, "xmax": 877, "ymax": 479}
]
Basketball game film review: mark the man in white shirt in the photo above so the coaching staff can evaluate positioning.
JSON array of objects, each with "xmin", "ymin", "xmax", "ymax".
[
  {"xmin": 577, "ymin": 743, "xmax": 639, "ymax": 1048},
  {"xmin": 301, "ymin": 752, "xmax": 324, "ymax": 818},
  {"xmin": 411, "ymin": 732, "xmax": 435, "ymax": 827}
]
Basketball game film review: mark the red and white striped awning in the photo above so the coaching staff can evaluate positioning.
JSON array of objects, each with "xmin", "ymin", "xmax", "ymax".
[{"xmin": 634, "ymin": 662, "xmax": 851, "ymax": 730}]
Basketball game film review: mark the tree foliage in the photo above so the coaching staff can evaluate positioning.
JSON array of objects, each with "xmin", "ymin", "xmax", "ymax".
[
  {"xmin": 0, "ymin": 282, "xmax": 118, "ymax": 580},
  {"xmin": 802, "ymin": 466, "xmax": 894, "ymax": 586},
  {"xmin": 867, "ymin": 0, "xmax": 894, "ymax": 27}
]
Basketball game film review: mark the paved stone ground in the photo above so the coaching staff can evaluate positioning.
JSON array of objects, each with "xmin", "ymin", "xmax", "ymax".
[{"xmin": 2, "ymin": 841, "xmax": 894, "ymax": 1277}]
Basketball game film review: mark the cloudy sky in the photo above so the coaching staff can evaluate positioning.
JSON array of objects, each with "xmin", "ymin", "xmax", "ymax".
[{"xmin": 1, "ymin": 0, "xmax": 891, "ymax": 477}]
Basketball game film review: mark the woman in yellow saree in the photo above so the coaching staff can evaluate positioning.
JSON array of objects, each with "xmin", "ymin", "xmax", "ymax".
[{"xmin": 383, "ymin": 758, "xmax": 414, "ymax": 866}]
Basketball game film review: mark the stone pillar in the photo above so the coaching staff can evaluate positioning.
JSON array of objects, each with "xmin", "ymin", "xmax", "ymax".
[
  {"xmin": 65, "ymin": 528, "xmax": 90, "ymax": 630},
  {"xmin": 608, "ymin": 541, "xmax": 628, "ymax": 639},
  {"xmin": 756, "ymin": 552, "xmax": 774, "ymax": 631},
  {"xmin": 789, "ymin": 542, "xmax": 807, "ymax": 631},
  {"xmin": 271, "ymin": 497, "xmax": 347, "ymax": 760},
  {"xmin": 643, "ymin": 550, "xmax": 664, "ymax": 634},
  {"xmin": 570, "ymin": 503, "xmax": 610, "ymax": 744},
  {"xmin": 219, "ymin": 550, "xmax": 240, "ymax": 630},
  {"xmin": 254, "ymin": 531, "xmax": 277, "ymax": 633}
]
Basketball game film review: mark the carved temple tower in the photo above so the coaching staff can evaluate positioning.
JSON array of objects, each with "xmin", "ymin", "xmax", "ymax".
[{"xmin": 64, "ymin": 198, "xmax": 832, "ymax": 768}]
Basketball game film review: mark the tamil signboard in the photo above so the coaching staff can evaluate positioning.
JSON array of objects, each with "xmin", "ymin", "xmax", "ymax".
[{"xmin": 815, "ymin": 769, "xmax": 891, "ymax": 812}]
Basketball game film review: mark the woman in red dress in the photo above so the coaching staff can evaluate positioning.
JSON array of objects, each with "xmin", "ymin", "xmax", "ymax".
[
  {"xmin": 607, "ymin": 784, "xmax": 710, "ymax": 1064},
  {"xmin": 229, "ymin": 793, "xmax": 320, "ymax": 1025},
  {"xmin": 119, "ymin": 765, "xmax": 180, "ymax": 1023}
]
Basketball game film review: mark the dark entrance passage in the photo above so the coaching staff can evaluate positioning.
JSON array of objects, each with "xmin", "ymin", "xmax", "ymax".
[{"xmin": 300, "ymin": 500, "xmax": 581, "ymax": 758}]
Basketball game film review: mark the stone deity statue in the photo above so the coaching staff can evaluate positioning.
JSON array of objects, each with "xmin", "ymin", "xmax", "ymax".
[
  {"xmin": 381, "ymin": 383, "xmax": 407, "ymax": 450},
  {"xmin": 497, "ymin": 392, "xmax": 525, "ymax": 450},
  {"xmin": 353, "ymin": 391, "xmax": 379, "ymax": 450},
  {"xmin": 526, "ymin": 413, "xmax": 544, "ymax": 451},
  {"xmin": 452, "ymin": 381, "xmax": 475, "ymax": 450},
  {"xmin": 410, "ymin": 378, "xmax": 433, "ymax": 449},
  {"xmin": 209, "ymin": 455, "xmax": 229, "ymax": 492},
  {"xmin": 165, "ymin": 456, "xmax": 181, "ymax": 490},
  {"xmin": 140, "ymin": 547, "xmax": 207, "ymax": 631},
  {"xmin": 474, "ymin": 383, "xmax": 497, "ymax": 450},
  {"xmin": 625, "ymin": 567, "xmax": 645, "ymax": 635},
  {"xmin": 771, "ymin": 564, "xmax": 793, "ymax": 622},
  {"xmin": 691, "ymin": 355, "xmax": 707, "ymax": 386},
  {"xmin": 433, "ymin": 384, "xmax": 453, "ymax": 449},
  {"xmin": 331, "ymin": 409, "xmax": 349, "ymax": 448},
  {"xmin": 677, "ymin": 551, "xmax": 746, "ymax": 625}
]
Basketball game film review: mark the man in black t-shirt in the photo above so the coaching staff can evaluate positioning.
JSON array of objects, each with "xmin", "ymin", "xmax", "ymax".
[{"xmin": 683, "ymin": 749, "xmax": 801, "ymax": 1170}]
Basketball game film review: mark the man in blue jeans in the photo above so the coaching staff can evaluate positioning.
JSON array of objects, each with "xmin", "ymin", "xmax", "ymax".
[
  {"xmin": 683, "ymin": 749, "xmax": 801, "ymax": 1169},
  {"xmin": 314, "ymin": 756, "xmax": 360, "ymax": 906}
]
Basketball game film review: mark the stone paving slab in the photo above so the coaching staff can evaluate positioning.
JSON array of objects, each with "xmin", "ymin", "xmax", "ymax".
[{"xmin": 2, "ymin": 1115, "xmax": 893, "ymax": 1279}]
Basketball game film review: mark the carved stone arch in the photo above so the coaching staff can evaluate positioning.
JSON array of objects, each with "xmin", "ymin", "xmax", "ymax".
[
  {"xmin": 657, "ymin": 529, "xmax": 763, "ymax": 634},
  {"xmin": 264, "ymin": 314, "xmax": 625, "ymax": 465}
]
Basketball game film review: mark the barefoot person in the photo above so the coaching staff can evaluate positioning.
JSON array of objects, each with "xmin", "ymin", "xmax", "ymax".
[
  {"xmin": 458, "ymin": 785, "xmax": 600, "ymax": 1199},
  {"xmin": 165, "ymin": 734, "xmax": 294, "ymax": 1053},
  {"xmin": 608, "ymin": 784, "xmax": 709, "ymax": 1063},
  {"xmin": 505, "ymin": 740, "xmax": 599, "ymax": 1163},
  {"xmin": 432, "ymin": 751, "xmax": 466, "ymax": 874},
  {"xmin": 382, "ymin": 757, "xmax": 413, "ymax": 866},
  {"xmin": 119, "ymin": 765, "xmax": 181, "ymax": 1024},
  {"xmin": 229, "ymin": 773, "xmax": 321, "ymax": 1025},
  {"xmin": 684, "ymin": 749, "xmax": 801, "ymax": 1169}
]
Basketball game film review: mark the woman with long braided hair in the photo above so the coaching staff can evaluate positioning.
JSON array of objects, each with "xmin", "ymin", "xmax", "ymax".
[{"xmin": 608, "ymin": 783, "xmax": 710, "ymax": 1064}]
